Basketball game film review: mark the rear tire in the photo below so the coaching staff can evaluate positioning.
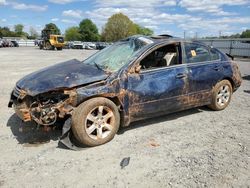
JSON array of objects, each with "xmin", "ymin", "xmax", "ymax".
[
  {"xmin": 208, "ymin": 80, "xmax": 232, "ymax": 111},
  {"xmin": 72, "ymin": 97, "xmax": 120, "ymax": 146}
]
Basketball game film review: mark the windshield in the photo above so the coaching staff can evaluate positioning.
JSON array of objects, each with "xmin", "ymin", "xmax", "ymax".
[
  {"xmin": 57, "ymin": 37, "xmax": 64, "ymax": 43},
  {"xmin": 84, "ymin": 36, "xmax": 153, "ymax": 72}
]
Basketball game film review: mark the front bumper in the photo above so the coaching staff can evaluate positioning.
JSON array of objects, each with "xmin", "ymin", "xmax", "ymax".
[
  {"xmin": 14, "ymin": 104, "xmax": 31, "ymax": 122},
  {"xmin": 8, "ymin": 87, "xmax": 31, "ymax": 122}
]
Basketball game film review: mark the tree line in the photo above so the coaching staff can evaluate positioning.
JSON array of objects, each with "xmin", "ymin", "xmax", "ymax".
[
  {"xmin": 1, "ymin": 13, "xmax": 153, "ymax": 42},
  {"xmin": 2, "ymin": 12, "xmax": 249, "ymax": 41},
  {"xmin": 0, "ymin": 24, "xmax": 39, "ymax": 39},
  {"xmin": 222, "ymin": 29, "xmax": 250, "ymax": 38},
  {"xmin": 204, "ymin": 30, "xmax": 250, "ymax": 39},
  {"xmin": 64, "ymin": 13, "xmax": 154, "ymax": 42}
]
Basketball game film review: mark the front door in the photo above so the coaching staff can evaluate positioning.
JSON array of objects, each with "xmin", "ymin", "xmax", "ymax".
[{"xmin": 126, "ymin": 43, "xmax": 189, "ymax": 120}]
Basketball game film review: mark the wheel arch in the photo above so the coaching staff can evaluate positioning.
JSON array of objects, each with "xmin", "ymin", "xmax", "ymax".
[{"xmin": 222, "ymin": 77, "xmax": 235, "ymax": 91}]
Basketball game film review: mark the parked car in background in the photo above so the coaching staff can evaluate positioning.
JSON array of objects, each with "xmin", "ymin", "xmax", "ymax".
[
  {"xmin": 86, "ymin": 42, "xmax": 96, "ymax": 50},
  {"xmin": 72, "ymin": 41, "xmax": 85, "ymax": 49},
  {"xmin": 0, "ymin": 39, "xmax": 3, "ymax": 48},
  {"xmin": 64, "ymin": 41, "xmax": 74, "ymax": 49},
  {"xmin": 11, "ymin": 40, "xmax": 19, "ymax": 47},
  {"xmin": 8, "ymin": 35, "xmax": 242, "ymax": 147},
  {"xmin": 85, "ymin": 44, "xmax": 95, "ymax": 50},
  {"xmin": 96, "ymin": 42, "xmax": 108, "ymax": 50},
  {"xmin": 2, "ymin": 39, "xmax": 9, "ymax": 47}
]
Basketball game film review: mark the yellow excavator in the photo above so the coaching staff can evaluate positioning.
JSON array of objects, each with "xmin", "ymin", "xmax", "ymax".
[{"xmin": 39, "ymin": 29, "xmax": 65, "ymax": 50}]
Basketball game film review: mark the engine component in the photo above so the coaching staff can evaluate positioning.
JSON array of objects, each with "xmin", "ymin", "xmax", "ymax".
[{"xmin": 30, "ymin": 101, "xmax": 57, "ymax": 126}]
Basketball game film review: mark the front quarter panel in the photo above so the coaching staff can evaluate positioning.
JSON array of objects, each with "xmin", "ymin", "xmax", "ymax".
[{"xmin": 76, "ymin": 80, "xmax": 120, "ymax": 105}]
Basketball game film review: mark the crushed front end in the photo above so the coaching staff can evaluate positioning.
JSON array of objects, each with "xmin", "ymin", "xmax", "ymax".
[{"xmin": 8, "ymin": 85, "xmax": 77, "ymax": 126}]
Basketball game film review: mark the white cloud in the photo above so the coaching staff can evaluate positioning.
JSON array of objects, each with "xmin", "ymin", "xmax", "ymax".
[
  {"xmin": 85, "ymin": 7, "xmax": 193, "ymax": 33},
  {"xmin": 177, "ymin": 16, "xmax": 250, "ymax": 37},
  {"xmin": 48, "ymin": 0, "xmax": 81, "ymax": 4},
  {"xmin": 61, "ymin": 19, "xmax": 78, "ymax": 24},
  {"xmin": 0, "ymin": 0, "xmax": 6, "ymax": 5},
  {"xmin": 1, "ymin": 0, "xmax": 248, "ymax": 37},
  {"xmin": 144, "ymin": 25, "xmax": 159, "ymax": 30},
  {"xmin": 0, "ymin": 1, "xmax": 47, "ymax": 12},
  {"xmin": 11, "ymin": 2, "xmax": 48, "ymax": 12},
  {"xmin": 86, "ymin": 7, "xmax": 156, "ymax": 22},
  {"xmin": 1, "ymin": 18, "xmax": 7, "ymax": 22},
  {"xmin": 86, "ymin": 1, "xmax": 250, "ymax": 36},
  {"xmin": 94, "ymin": 0, "xmax": 177, "ymax": 8},
  {"xmin": 62, "ymin": 9, "xmax": 83, "ymax": 18},
  {"xmin": 179, "ymin": 0, "xmax": 249, "ymax": 15},
  {"xmin": 51, "ymin": 18, "xmax": 59, "ymax": 22}
]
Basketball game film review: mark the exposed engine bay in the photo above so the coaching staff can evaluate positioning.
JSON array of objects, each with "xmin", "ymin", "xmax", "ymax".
[
  {"xmin": 9, "ymin": 87, "xmax": 77, "ymax": 126},
  {"xmin": 8, "ymin": 87, "xmax": 82, "ymax": 149}
]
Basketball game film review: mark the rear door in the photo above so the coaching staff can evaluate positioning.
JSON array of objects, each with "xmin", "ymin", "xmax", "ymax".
[{"xmin": 184, "ymin": 42, "xmax": 224, "ymax": 104}]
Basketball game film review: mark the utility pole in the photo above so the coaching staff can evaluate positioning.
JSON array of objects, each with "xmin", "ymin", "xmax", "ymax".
[
  {"xmin": 184, "ymin": 31, "xmax": 186, "ymax": 39},
  {"xmin": 219, "ymin": 30, "xmax": 222, "ymax": 38},
  {"xmin": 195, "ymin": 32, "xmax": 198, "ymax": 39}
]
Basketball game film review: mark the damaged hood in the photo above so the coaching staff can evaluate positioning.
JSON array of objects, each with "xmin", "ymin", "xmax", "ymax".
[{"xmin": 16, "ymin": 59, "xmax": 109, "ymax": 96}]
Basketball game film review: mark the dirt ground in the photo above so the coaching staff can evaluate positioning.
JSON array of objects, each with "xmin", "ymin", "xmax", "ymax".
[{"xmin": 0, "ymin": 47, "xmax": 249, "ymax": 188}]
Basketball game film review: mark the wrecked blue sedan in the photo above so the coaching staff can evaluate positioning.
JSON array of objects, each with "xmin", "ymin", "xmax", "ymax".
[{"xmin": 8, "ymin": 35, "xmax": 242, "ymax": 147}]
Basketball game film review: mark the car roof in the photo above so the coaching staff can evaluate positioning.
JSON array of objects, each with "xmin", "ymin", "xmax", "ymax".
[
  {"xmin": 151, "ymin": 36, "xmax": 206, "ymax": 45},
  {"xmin": 126, "ymin": 35, "xmax": 208, "ymax": 47}
]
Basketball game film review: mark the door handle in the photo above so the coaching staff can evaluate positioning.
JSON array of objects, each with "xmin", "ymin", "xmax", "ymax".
[
  {"xmin": 176, "ymin": 73, "xmax": 187, "ymax": 79},
  {"xmin": 213, "ymin": 66, "xmax": 220, "ymax": 71}
]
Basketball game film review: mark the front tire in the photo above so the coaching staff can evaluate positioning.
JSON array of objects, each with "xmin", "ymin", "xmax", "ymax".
[
  {"xmin": 72, "ymin": 97, "xmax": 120, "ymax": 146},
  {"xmin": 45, "ymin": 42, "xmax": 51, "ymax": 50},
  {"xmin": 208, "ymin": 80, "xmax": 232, "ymax": 111}
]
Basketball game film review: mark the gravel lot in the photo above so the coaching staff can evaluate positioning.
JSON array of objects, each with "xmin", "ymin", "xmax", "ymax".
[{"xmin": 0, "ymin": 47, "xmax": 249, "ymax": 188}]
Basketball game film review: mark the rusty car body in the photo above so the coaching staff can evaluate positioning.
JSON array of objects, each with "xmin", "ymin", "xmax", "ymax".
[{"xmin": 8, "ymin": 35, "xmax": 242, "ymax": 147}]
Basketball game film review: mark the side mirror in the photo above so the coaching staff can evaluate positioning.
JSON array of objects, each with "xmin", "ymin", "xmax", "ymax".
[
  {"xmin": 135, "ymin": 65, "xmax": 141, "ymax": 73},
  {"xmin": 129, "ymin": 65, "xmax": 141, "ymax": 74}
]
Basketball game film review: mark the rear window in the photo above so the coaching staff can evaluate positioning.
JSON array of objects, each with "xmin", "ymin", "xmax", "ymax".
[
  {"xmin": 184, "ymin": 42, "xmax": 210, "ymax": 63},
  {"xmin": 210, "ymin": 48, "xmax": 221, "ymax": 60}
]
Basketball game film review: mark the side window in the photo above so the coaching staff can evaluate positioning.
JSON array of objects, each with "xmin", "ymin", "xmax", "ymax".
[
  {"xmin": 210, "ymin": 48, "xmax": 221, "ymax": 60},
  {"xmin": 184, "ymin": 43, "xmax": 210, "ymax": 63},
  {"xmin": 140, "ymin": 44, "xmax": 180, "ymax": 70}
]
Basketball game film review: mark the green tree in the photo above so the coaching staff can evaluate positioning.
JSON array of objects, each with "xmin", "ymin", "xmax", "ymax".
[
  {"xmin": 0, "ymin": 27, "xmax": 10, "ymax": 37},
  {"xmin": 79, "ymin": 19, "xmax": 100, "ymax": 41},
  {"xmin": 65, "ymin": 26, "xmax": 82, "ymax": 41},
  {"xmin": 229, "ymin": 33, "xmax": 241, "ymax": 38},
  {"xmin": 0, "ymin": 27, "xmax": 16, "ymax": 37},
  {"xmin": 101, "ymin": 13, "xmax": 137, "ymax": 42},
  {"xmin": 134, "ymin": 24, "xmax": 154, "ymax": 36},
  {"xmin": 241, "ymin": 29, "xmax": 250, "ymax": 38},
  {"xmin": 41, "ymin": 23, "xmax": 61, "ymax": 38},
  {"xmin": 14, "ymin": 24, "xmax": 24, "ymax": 36}
]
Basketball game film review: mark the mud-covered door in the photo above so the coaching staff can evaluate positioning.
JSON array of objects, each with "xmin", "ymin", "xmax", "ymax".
[
  {"xmin": 184, "ymin": 42, "xmax": 224, "ymax": 105},
  {"xmin": 127, "ymin": 64, "xmax": 189, "ymax": 120}
]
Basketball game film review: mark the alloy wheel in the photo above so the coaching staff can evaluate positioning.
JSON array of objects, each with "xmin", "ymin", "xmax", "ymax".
[
  {"xmin": 85, "ymin": 106, "xmax": 115, "ymax": 140},
  {"xmin": 216, "ymin": 85, "xmax": 230, "ymax": 107}
]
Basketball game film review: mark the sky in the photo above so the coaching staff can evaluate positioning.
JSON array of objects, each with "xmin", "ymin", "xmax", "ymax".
[{"xmin": 0, "ymin": 0, "xmax": 250, "ymax": 38}]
